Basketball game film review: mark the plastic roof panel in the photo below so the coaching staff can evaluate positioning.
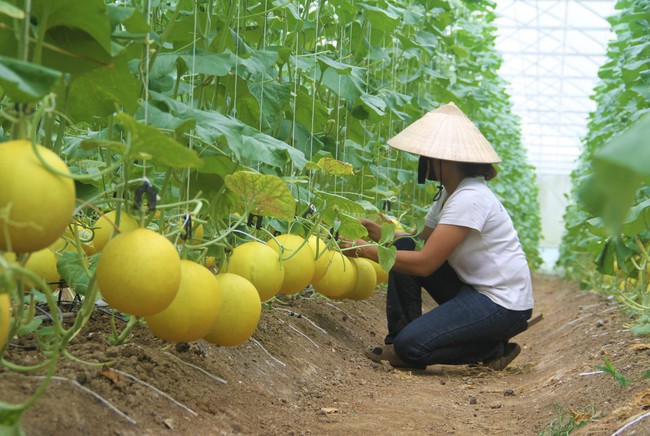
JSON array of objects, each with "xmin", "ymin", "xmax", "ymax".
[{"xmin": 495, "ymin": 0, "xmax": 616, "ymax": 175}]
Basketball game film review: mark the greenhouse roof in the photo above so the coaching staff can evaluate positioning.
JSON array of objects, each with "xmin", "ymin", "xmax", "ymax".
[{"xmin": 495, "ymin": 0, "xmax": 616, "ymax": 176}]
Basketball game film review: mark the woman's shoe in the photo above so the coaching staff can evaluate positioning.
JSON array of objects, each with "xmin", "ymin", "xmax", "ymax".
[
  {"xmin": 483, "ymin": 342, "xmax": 521, "ymax": 371},
  {"xmin": 364, "ymin": 344, "xmax": 426, "ymax": 370},
  {"xmin": 364, "ymin": 344, "xmax": 394, "ymax": 362}
]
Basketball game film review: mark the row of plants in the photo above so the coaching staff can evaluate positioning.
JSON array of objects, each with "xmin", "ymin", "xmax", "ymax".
[
  {"xmin": 559, "ymin": 0, "xmax": 650, "ymax": 333},
  {"xmin": 0, "ymin": 0, "xmax": 539, "ymax": 432}
]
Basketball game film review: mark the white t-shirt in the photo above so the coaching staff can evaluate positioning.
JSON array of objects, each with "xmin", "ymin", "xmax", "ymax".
[{"xmin": 424, "ymin": 177, "xmax": 534, "ymax": 311}]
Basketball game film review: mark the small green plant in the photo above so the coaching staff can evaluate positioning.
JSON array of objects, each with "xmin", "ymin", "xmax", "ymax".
[
  {"xmin": 539, "ymin": 403, "xmax": 598, "ymax": 436},
  {"xmin": 596, "ymin": 358, "xmax": 633, "ymax": 389}
]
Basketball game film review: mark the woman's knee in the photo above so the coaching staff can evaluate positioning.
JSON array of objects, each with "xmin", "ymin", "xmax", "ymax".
[
  {"xmin": 392, "ymin": 237, "xmax": 416, "ymax": 251},
  {"xmin": 393, "ymin": 331, "xmax": 425, "ymax": 362}
]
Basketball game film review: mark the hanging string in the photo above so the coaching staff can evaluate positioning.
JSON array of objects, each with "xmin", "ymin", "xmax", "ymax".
[
  {"xmin": 390, "ymin": 33, "xmax": 401, "ymax": 219},
  {"xmin": 307, "ymin": 0, "xmax": 321, "ymax": 194},
  {"xmin": 335, "ymin": 20, "xmax": 352, "ymax": 199},
  {"xmin": 257, "ymin": 1, "xmax": 269, "ymax": 173},
  {"xmin": 289, "ymin": 1, "xmax": 303, "ymax": 178},
  {"xmin": 233, "ymin": 0, "xmax": 241, "ymax": 119},
  {"xmin": 365, "ymin": 21, "xmax": 372, "ymax": 207},
  {"xmin": 334, "ymin": 24, "xmax": 345, "ymax": 195},
  {"xmin": 143, "ymin": 0, "xmax": 152, "ymax": 125},
  {"xmin": 185, "ymin": 0, "xmax": 199, "ymax": 206}
]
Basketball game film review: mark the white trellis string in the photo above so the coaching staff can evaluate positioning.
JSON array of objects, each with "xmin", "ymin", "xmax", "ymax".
[
  {"xmin": 257, "ymin": 0, "xmax": 269, "ymax": 173},
  {"xmin": 341, "ymin": 21, "xmax": 351, "ymax": 197},
  {"xmin": 186, "ymin": 0, "xmax": 199, "ymax": 204},
  {"xmin": 289, "ymin": 1, "xmax": 303, "ymax": 178},
  {"xmin": 390, "ymin": 33, "xmax": 401, "ymax": 217},
  {"xmin": 308, "ymin": 0, "xmax": 321, "ymax": 194},
  {"xmin": 364, "ymin": 21, "xmax": 372, "ymax": 205},
  {"xmin": 233, "ymin": 0, "xmax": 241, "ymax": 119},
  {"xmin": 333, "ymin": 24, "xmax": 344, "ymax": 195},
  {"xmin": 143, "ymin": 0, "xmax": 152, "ymax": 124}
]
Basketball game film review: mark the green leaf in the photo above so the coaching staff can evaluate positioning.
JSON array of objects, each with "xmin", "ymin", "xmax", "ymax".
[
  {"xmin": 34, "ymin": 0, "xmax": 112, "ymax": 54},
  {"xmin": 377, "ymin": 245, "xmax": 397, "ymax": 274},
  {"xmin": 80, "ymin": 138, "xmax": 125, "ymax": 154},
  {"xmin": 0, "ymin": 55, "xmax": 61, "ymax": 102},
  {"xmin": 0, "ymin": 403, "xmax": 25, "ymax": 435},
  {"xmin": 235, "ymin": 50, "xmax": 279, "ymax": 76},
  {"xmin": 378, "ymin": 222, "xmax": 397, "ymax": 245},
  {"xmin": 240, "ymin": 125, "xmax": 308, "ymax": 170},
  {"xmin": 248, "ymin": 80, "xmax": 292, "ymax": 129},
  {"xmin": 596, "ymin": 112, "xmax": 650, "ymax": 178},
  {"xmin": 197, "ymin": 155, "xmax": 239, "ymax": 176},
  {"xmin": 317, "ymin": 54, "xmax": 353, "ymax": 74},
  {"xmin": 294, "ymin": 88, "xmax": 331, "ymax": 135},
  {"xmin": 176, "ymin": 50, "xmax": 233, "ymax": 77},
  {"xmin": 588, "ymin": 160, "xmax": 643, "ymax": 230},
  {"xmin": 315, "ymin": 158, "xmax": 354, "ymax": 175},
  {"xmin": 359, "ymin": 93, "xmax": 386, "ymax": 118},
  {"xmin": 151, "ymin": 91, "xmax": 306, "ymax": 170},
  {"xmin": 358, "ymin": 3, "xmax": 400, "ymax": 32},
  {"xmin": 117, "ymin": 113, "xmax": 203, "ymax": 169},
  {"xmin": 0, "ymin": 2, "xmax": 24, "ymax": 19},
  {"xmin": 321, "ymin": 67, "xmax": 363, "ymax": 101},
  {"xmin": 586, "ymin": 217, "xmax": 608, "ymax": 237},
  {"xmin": 620, "ymin": 199, "xmax": 650, "ymax": 237},
  {"xmin": 224, "ymin": 171, "xmax": 296, "ymax": 220},
  {"xmin": 315, "ymin": 190, "xmax": 365, "ymax": 215},
  {"xmin": 57, "ymin": 251, "xmax": 98, "ymax": 297},
  {"xmin": 65, "ymin": 52, "xmax": 140, "ymax": 121},
  {"xmin": 336, "ymin": 213, "xmax": 368, "ymax": 240},
  {"xmin": 15, "ymin": 318, "xmax": 42, "ymax": 336},
  {"xmin": 107, "ymin": 5, "xmax": 149, "ymax": 33},
  {"xmin": 34, "ymin": 0, "xmax": 114, "ymax": 74},
  {"xmin": 630, "ymin": 323, "xmax": 650, "ymax": 335}
]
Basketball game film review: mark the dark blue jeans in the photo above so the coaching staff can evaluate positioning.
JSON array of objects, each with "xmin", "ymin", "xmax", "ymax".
[{"xmin": 386, "ymin": 238, "xmax": 532, "ymax": 365}]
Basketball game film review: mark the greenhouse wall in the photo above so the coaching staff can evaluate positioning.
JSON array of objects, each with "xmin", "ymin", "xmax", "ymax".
[{"xmin": 537, "ymin": 174, "xmax": 572, "ymax": 274}]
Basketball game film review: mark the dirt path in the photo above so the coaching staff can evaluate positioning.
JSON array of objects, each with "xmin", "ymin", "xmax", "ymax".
[{"xmin": 2, "ymin": 274, "xmax": 649, "ymax": 435}]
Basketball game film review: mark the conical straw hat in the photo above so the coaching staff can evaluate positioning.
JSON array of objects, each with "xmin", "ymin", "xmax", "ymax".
[{"xmin": 387, "ymin": 102, "xmax": 501, "ymax": 163}]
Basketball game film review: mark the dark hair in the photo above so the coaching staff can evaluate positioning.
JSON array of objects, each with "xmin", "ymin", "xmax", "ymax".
[{"xmin": 461, "ymin": 163, "xmax": 498, "ymax": 181}]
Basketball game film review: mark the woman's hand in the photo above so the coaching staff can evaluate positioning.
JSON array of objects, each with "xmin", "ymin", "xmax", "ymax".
[
  {"xmin": 359, "ymin": 218, "xmax": 382, "ymax": 242},
  {"xmin": 338, "ymin": 237, "xmax": 378, "ymax": 262}
]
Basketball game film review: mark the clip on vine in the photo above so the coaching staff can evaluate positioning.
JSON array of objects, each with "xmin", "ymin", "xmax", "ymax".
[
  {"xmin": 301, "ymin": 204, "xmax": 316, "ymax": 218},
  {"xmin": 133, "ymin": 181, "xmax": 157, "ymax": 212},
  {"xmin": 328, "ymin": 218, "xmax": 342, "ymax": 240},
  {"xmin": 247, "ymin": 213, "xmax": 263, "ymax": 230},
  {"xmin": 382, "ymin": 199, "xmax": 391, "ymax": 212},
  {"xmin": 181, "ymin": 214, "xmax": 192, "ymax": 241}
]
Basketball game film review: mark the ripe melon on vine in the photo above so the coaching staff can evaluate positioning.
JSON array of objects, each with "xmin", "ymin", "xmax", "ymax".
[
  {"xmin": 203, "ymin": 273, "xmax": 261, "ymax": 346},
  {"xmin": 342, "ymin": 258, "xmax": 377, "ymax": 301},
  {"xmin": 227, "ymin": 241, "xmax": 284, "ymax": 302},
  {"xmin": 0, "ymin": 140, "xmax": 76, "ymax": 253},
  {"xmin": 0, "ymin": 293, "xmax": 10, "ymax": 352},
  {"xmin": 96, "ymin": 228, "xmax": 181, "ymax": 317},
  {"xmin": 308, "ymin": 235, "xmax": 330, "ymax": 284},
  {"xmin": 87, "ymin": 210, "xmax": 140, "ymax": 254},
  {"xmin": 367, "ymin": 259, "xmax": 389, "ymax": 285},
  {"xmin": 145, "ymin": 260, "xmax": 222, "ymax": 343},
  {"xmin": 267, "ymin": 233, "xmax": 315, "ymax": 295},
  {"xmin": 312, "ymin": 251, "xmax": 357, "ymax": 299},
  {"xmin": 3, "ymin": 249, "xmax": 60, "ymax": 290}
]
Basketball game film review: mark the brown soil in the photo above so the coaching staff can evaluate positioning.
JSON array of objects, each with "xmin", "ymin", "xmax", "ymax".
[{"xmin": 2, "ymin": 274, "xmax": 649, "ymax": 435}]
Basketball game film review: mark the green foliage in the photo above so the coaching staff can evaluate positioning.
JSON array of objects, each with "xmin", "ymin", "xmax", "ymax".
[
  {"xmin": 538, "ymin": 403, "xmax": 598, "ymax": 436},
  {"xmin": 224, "ymin": 171, "xmax": 296, "ymax": 221},
  {"xmin": 0, "ymin": 1, "xmax": 543, "ymax": 430},
  {"xmin": 596, "ymin": 358, "xmax": 633, "ymax": 389},
  {"xmin": 56, "ymin": 252, "xmax": 99, "ymax": 297},
  {"xmin": 559, "ymin": 0, "xmax": 649, "ymax": 326}
]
